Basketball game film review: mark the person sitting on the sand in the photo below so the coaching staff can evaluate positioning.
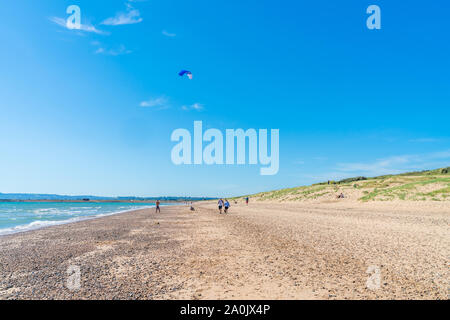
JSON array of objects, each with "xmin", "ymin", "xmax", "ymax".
[
  {"xmin": 224, "ymin": 199, "xmax": 230, "ymax": 213},
  {"xmin": 156, "ymin": 200, "xmax": 161, "ymax": 213},
  {"xmin": 218, "ymin": 199, "xmax": 224, "ymax": 214}
]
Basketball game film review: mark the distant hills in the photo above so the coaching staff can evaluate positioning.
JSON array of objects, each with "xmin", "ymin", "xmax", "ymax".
[{"xmin": 0, "ymin": 193, "xmax": 213, "ymax": 202}]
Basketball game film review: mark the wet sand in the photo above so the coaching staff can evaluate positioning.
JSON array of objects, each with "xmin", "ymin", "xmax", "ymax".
[{"xmin": 0, "ymin": 201, "xmax": 448, "ymax": 299}]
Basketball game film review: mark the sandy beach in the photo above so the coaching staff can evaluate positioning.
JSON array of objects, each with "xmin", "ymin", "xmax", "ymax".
[{"xmin": 0, "ymin": 200, "xmax": 448, "ymax": 300}]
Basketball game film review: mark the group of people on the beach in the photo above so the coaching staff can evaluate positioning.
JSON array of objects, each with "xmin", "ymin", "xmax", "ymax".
[
  {"xmin": 155, "ymin": 197, "xmax": 250, "ymax": 215},
  {"xmin": 217, "ymin": 198, "xmax": 230, "ymax": 214},
  {"xmin": 217, "ymin": 197, "xmax": 248, "ymax": 214}
]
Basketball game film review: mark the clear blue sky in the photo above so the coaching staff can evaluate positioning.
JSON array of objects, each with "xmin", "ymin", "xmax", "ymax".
[{"xmin": 0, "ymin": 0, "xmax": 449, "ymax": 197}]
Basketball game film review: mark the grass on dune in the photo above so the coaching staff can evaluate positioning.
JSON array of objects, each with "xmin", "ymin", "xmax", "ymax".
[
  {"xmin": 360, "ymin": 176, "xmax": 450, "ymax": 201},
  {"xmin": 243, "ymin": 167, "xmax": 450, "ymax": 202}
]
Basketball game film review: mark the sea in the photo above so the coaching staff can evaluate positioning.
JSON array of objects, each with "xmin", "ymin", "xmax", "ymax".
[{"xmin": 0, "ymin": 202, "xmax": 161, "ymax": 236}]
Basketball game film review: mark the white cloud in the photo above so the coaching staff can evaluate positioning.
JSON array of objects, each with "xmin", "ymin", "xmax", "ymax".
[
  {"xmin": 429, "ymin": 150, "xmax": 450, "ymax": 159},
  {"xmin": 50, "ymin": 17, "xmax": 107, "ymax": 35},
  {"xmin": 140, "ymin": 97, "xmax": 169, "ymax": 109},
  {"xmin": 409, "ymin": 138, "xmax": 439, "ymax": 143},
  {"xmin": 162, "ymin": 30, "xmax": 176, "ymax": 37},
  {"xmin": 295, "ymin": 171, "xmax": 356, "ymax": 183},
  {"xmin": 293, "ymin": 149, "xmax": 450, "ymax": 185},
  {"xmin": 181, "ymin": 103, "xmax": 204, "ymax": 111},
  {"xmin": 102, "ymin": 6, "xmax": 143, "ymax": 26},
  {"xmin": 93, "ymin": 44, "xmax": 132, "ymax": 56},
  {"xmin": 335, "ymin": 150, "xmax": 450, "ymax": 177}
]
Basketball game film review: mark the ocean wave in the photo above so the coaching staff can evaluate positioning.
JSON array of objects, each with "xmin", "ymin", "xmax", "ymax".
[
  {"xmin": 0, "ymin": 218, "xmax": 81, "ymax": 236},
  {"xmin": 0, "ymin": 205, "xmax": 155, "ymax": 236}
]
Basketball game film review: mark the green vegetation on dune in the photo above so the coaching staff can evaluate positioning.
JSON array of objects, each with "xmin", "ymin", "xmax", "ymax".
[
  {"xmin": 360, "ymin": 176, "xmax": 450, "ymax": 201},
  {"xmin": 254, "ymin": 185, "xmax": 329, "ymax": 201},
  {"xmin": 246, "ymin": 167, "xmax": 450, "ymax": 202}
]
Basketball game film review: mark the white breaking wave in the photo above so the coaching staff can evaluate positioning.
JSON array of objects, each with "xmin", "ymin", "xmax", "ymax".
[
  {"xmin": 0, "ymin": 218, "xmax": 81, "ymax": 236},
  {"xmin": 0, "ymin": 206, "xmax": 155, "ymax": 236}
]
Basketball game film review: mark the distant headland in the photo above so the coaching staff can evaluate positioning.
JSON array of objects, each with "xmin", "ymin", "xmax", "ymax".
[{"xmin": 0, "ymin": 193, "xmax": 213, "ymax": 203}]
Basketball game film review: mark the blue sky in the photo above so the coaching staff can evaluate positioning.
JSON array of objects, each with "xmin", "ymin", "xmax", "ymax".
[{"xmin": 0, "ymin": 0, "xmax": 449, "ymax": 197}]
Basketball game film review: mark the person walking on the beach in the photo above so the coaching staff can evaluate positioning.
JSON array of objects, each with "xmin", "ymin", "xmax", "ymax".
[
  {"xmin": 218, "ymin": 198, "xmax": 224, "ymax": 214},
  {"xmin": 245, "ymin": 197, "xmax": 249, "ymax": 205},
  {"xmin": 224, "ymin": 199, "xmax": 230, "ymax": 213},
  {"xmin": 156, "ymin": 200, "xmax": 161, "ymax": 213}
]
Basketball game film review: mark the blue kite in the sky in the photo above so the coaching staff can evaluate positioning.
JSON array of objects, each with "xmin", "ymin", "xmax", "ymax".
[{"xmin": 178, "ymin": 70, "xmax": 193, "ymax": 80}]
